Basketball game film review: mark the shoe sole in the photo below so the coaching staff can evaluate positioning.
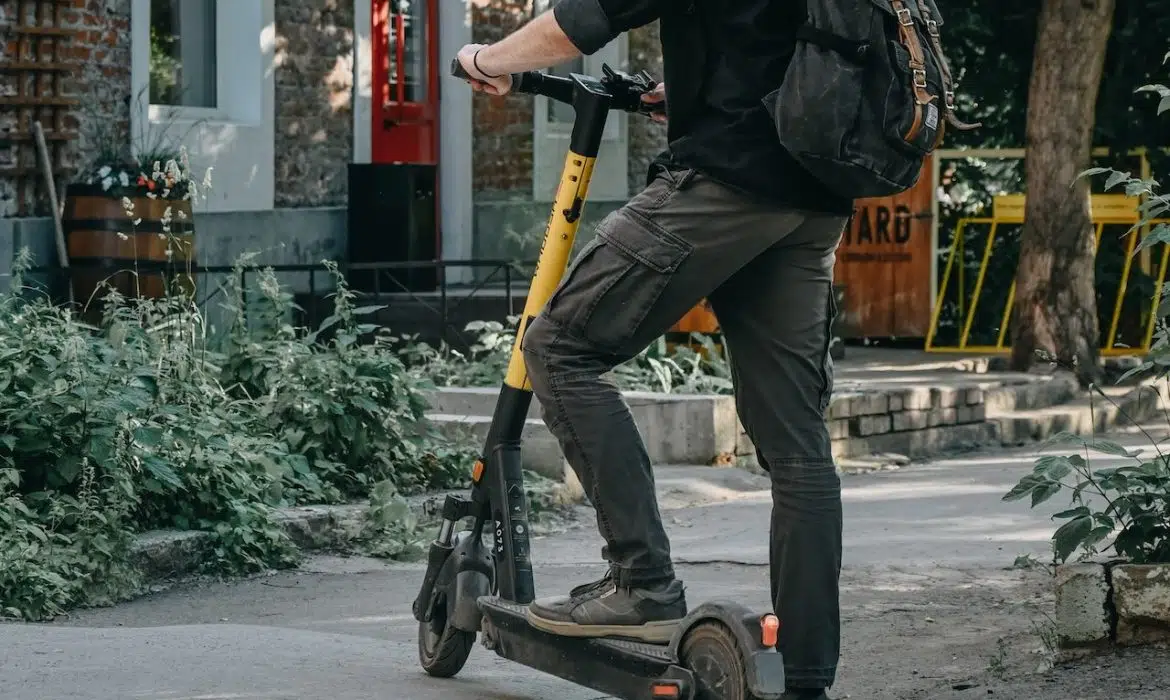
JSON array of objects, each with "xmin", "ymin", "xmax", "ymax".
[{"xmin": 525, "ymin": 609, "xmax": 683, "ymax": 644}]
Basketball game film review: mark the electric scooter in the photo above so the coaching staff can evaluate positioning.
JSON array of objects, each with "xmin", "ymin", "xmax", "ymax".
[{"xmin": 411, "ymin": 58, "xmax": 788, "ymax": 700}]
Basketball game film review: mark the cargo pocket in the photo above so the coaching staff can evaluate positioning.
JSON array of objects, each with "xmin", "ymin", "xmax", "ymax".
[
  {"xmin": 545, "ymin": 208, "xmax": 693, "ymax": 355},
  {"xmin": 817, "ymin": 288, "xmax": 840, "ymax": 414}
]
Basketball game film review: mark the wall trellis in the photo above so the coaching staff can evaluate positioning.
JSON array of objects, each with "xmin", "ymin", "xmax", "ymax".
[{"xmin": 0, "ymin": 0, "xmax": 78, "ymax": 217}]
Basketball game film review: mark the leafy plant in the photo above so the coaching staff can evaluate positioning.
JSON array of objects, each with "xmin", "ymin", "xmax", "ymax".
[
  {"xmin": 1003, "ymin": 433, "xmax": 1170, "ymax": 564},
  {"xmin": 0, "ymin": 245, "xmax": 476, "ymax": 621},
  {"xmin": 402, "ymin": 316, "xmax": 735, "ymax": 395},
  {"xmin": 1003, "ymin": 71, "xmax": 1170, "ymax": 566}
]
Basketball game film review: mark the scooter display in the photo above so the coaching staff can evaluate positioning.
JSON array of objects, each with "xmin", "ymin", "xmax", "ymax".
[{"xmin": 411, "ymin": 57, "xmax": 789, "ymax": 700}]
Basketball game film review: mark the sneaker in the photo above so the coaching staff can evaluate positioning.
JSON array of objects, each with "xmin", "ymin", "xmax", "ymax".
[{"xmin": 526, "ymin": 572, "xmax": 687, "ymax": 643}]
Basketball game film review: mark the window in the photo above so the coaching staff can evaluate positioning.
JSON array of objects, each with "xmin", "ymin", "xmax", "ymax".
[
  {"xmin": 546, "ymin": 56, "xmax": 583, "ymax": 124},
  {"xmin": 149, "ymin": 0, "xmax": 217, "ymax": 108},
  {"xmin": 532, "ymin": 0, "xmax": 628, "ymax": 202},
  {"xmin": 385, "ymin": 0, "xmax": 430, "ymax": 104}
]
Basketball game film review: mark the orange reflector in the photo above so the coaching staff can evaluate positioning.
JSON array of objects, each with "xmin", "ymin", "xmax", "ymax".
[
  {"xmin": 761, "ymin": 614, "xmax": 780, "ymax": 648},
  {"xmin": 650, "ymin": 682, "xmax": 682, "ymax": 699},
  {"xmin": 472, "ymin": 460, "xmax": 485, "ymax": 483}
]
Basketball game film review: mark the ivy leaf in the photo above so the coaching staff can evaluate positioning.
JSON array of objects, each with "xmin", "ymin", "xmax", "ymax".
[
  {"xmin": 1031, "ymin": 480, "xmax": 1063, "ymax": 507},
  {"xmin": 350, "ymin": 305, "xmax": 387, "ymax": 317},
  {"xmin": 1076, "ymin": 166, "xmax": 1113, "ymax": 181},
  {"xmin": 1135, "ymin": 223, "xmax": 1170, "ymax": 253},
  {"xmin": 1053, "ymin": 515, "xmax": 1094, "ymax": 563},
  {"xmin": 1083, "ymin": 525, "xmax": 1114, "ymax": 551},
  {"xmin": 1081, "ymin": 438, "xmax": 1138, "ymax": 458},
  {"xmin": 1003, "ymin": 474, "xmax": 1040, "ymax": 502},
  {"xmin": 1104, "ymin": 169, "xmax": 1132, "ymax": 191},
  {"xmin": 142, "ymin": 456, "xmax": 184, "ymax": 491},
  {"xmin": 1053, "ymin": 506, "xmax": 1091, "ymax": 520}
]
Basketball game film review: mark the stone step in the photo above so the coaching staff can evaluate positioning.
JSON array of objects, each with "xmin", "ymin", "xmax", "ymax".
[
  {"xmin": 427, "ymin": 413, "xmax": 566, "ymax": 481},
  {"xmin": 426, "ymin": 387, "xmax": 740, "ymax": 467},
  {"xmin": 982, "ymin": 373, "xmax": 1081, "ymax": 416},
  {"xmin": 992, "ymin": 383, "xmax": 1164, "ymax": 445}
]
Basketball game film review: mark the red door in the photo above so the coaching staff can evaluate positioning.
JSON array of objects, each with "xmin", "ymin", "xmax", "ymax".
[{"xmin": 372, "ymin": 0, "xmax": 440, "ymax": 164}]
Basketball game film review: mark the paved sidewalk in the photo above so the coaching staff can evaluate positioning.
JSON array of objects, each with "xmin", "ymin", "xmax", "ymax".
[{"xmin": 4, "ymin": 434, "xmax": 1168, "ymax": 700}]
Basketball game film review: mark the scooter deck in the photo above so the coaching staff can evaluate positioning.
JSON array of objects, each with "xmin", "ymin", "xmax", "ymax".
[{"xmin": 478, "ymin": 597, "xmax": 692, "ymax": 700}]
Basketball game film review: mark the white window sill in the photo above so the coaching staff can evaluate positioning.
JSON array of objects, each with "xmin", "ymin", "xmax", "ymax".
[{"xmin": 147, "ymin": 104, "xmax": 258, "ymax": 127}]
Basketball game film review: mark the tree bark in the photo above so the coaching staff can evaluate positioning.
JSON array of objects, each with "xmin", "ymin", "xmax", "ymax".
[{"xmin": 1010, "ymin": 0, "xmax": 1115, "ymax": 387}]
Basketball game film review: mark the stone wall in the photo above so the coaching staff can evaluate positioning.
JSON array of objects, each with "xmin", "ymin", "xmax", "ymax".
[
  {"xmin": 468, "ymin": 6, "xmax": 667, "ymax": 197},
  {"xmin": 471, "ymin": 0, "xmax": 535, "ymax": 195},
  {"xmin": 1, "ymin": 0, "xmax": 132, "ymax": 218},
  {"xmin": 625, "ymin": 21, "xmax": 667, "ymax": 194},
  {"xmin": 273, "ymin": 0, "xmax": 355, "ymax": 208},
  {"xmin": 736, "ymin": 385, "xmax": 996, "ymax": 465}
]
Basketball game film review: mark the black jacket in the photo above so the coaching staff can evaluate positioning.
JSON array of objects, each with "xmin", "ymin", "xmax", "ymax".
[{"xmin": 553, "ymin": 0, "xmax": 853, "ymax": 214}]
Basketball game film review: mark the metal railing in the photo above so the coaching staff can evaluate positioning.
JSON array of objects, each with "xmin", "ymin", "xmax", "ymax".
[{"xmin": 17, "ymin": 258, "xmax": 537, "ymax": 350}]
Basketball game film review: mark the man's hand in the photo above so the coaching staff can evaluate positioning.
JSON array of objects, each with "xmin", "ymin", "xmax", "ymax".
[
  {"xmin": 641, "ymin": 83, "xmax": 667, "ymax": 124},
  {"xmin": 456, "ymin": 44, "xmax": 514, "ymax": 96}
]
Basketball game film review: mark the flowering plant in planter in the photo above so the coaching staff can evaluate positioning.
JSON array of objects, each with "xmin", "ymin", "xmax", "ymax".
[{"xmin": 81, "ymin": 151, "xmax": 208, "ymax": 204}]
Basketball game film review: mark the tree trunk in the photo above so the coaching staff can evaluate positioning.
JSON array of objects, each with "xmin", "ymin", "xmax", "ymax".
[{"xmin": 1010, "ymin": 0, "xmax": 1115, "ymax": 387}]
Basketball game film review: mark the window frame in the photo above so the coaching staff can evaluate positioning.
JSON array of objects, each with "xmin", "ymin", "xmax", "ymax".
[
  {"xmin": 129, "ymin": 0, "xmax": 275, "ymax": 212},
  {"xmin": 531, "ymin": 0, "xmax": 629, "ymax": 202},
  {"xmin": 146, "ymin": 0, "xmax": 219, "ymax": 115}
]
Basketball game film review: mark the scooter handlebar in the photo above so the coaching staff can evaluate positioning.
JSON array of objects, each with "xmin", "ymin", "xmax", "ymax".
[
  {"xmin": 450, "ymin": 58, "xmax": 662, "ymax": 116},
  {"xmin": 449, "ymin": 58, "xmax": 543, "ymax": 95}
]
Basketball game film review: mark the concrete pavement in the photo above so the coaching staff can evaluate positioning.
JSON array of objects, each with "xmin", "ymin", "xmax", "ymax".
[{"xmin": 4, "ymin": 434, "xmax": 1169, "ymax": 700}]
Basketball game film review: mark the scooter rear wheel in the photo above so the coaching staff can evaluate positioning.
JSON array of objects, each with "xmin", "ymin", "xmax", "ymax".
[{"xmin": 678, "ymin": 621, "xmax": 754, "ymax": 700}]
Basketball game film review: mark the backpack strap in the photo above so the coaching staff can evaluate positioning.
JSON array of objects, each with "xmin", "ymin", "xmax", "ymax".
[
  {"xmin": 913, "ymin": 0, "xmax": 981, "ymax": 132},
  {"xmin": 889, "ymin": 0, "xmax": 938, "ymax": 144},
  {"xmin": 889, "ymin": 0, "xmax": 936, "ymax": 109}
]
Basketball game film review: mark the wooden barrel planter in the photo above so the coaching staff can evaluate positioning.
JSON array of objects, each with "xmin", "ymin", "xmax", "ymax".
[{"xmin": 62, "ymin": 183, "xmax": 196, "ymax": 323}]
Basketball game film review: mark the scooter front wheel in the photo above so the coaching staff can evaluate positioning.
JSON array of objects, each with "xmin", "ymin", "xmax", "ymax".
[{"xmin": 417, "ymin": 596, "xmax": 476, "ymax": 678}]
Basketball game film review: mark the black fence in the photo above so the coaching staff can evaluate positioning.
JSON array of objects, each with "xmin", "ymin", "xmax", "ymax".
[{"xmin": 16, "ymin": 259, "xmax": 538, "ymax": 353}]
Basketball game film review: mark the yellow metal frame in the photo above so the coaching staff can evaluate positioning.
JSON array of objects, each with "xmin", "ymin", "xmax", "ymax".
[
  {"xmin": 925, "ymin": 190, "xmax": 1170, "ymax": 356},
  {"xmin": 502, "ymin": 151, "xmax": 597, "ymax": 390}
]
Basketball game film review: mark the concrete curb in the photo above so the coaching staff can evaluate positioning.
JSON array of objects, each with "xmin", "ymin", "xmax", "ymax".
[
  {"xmin": 129, "ymin": 481, "xmax": 584, "ymax": 584},
  {"xmin": 1055, "ymin": 560, "xmax": 1170, "ymax": 658},
  {"xmin": 428, "ymin": 377, "xmax": 1164, "ymax": 477}
]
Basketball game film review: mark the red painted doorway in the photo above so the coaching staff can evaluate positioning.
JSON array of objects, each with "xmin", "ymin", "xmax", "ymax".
[{"xmin": 372, "ymin": 0, "xmax": 440, "ymax": 164}]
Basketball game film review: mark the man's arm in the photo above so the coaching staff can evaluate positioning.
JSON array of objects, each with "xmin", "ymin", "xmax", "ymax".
[{"xmin": 460, "ymin": 0, "xmax": 665, "ymax": 92}]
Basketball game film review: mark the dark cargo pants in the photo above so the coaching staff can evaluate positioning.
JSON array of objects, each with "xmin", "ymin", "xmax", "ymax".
[{"xmin": 520, "ymin": 166, "xmax": 847, "ymax": 688}]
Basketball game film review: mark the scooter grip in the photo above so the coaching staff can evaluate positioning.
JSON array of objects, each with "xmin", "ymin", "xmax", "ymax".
[
  {"xmin": 450, "ymin": 57, "xmax": 471, "ymax": 80},
  {"xmin": 450, "ymin": 57, "xmax": 533, "ymax": 90}
]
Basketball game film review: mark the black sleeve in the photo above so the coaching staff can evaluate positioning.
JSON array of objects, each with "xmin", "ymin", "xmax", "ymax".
[{"xmin": 552, "ymin": 0, "xmax": 666, "ymax": 55}]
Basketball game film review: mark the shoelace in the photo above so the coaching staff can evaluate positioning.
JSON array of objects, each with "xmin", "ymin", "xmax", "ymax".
[{"xmin": 568, "ymin": 572, "xmax": 616, "ymax": 600}]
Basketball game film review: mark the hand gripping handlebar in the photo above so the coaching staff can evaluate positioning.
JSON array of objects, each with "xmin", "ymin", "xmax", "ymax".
[{"xmin": 449, "ymin": 57, "xmax": 665, "ymax": 118}]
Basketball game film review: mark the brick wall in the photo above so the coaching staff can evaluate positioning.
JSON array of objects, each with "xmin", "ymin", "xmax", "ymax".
[
  {"xmin": 626, "ymin": 21, "xmax": 667, "ymax": 194},
  {"xmin": 1, "ymin": 0, "xmax": 132, "ymax": 218},
  {"xmin": 471, "ymin": 0, "xmax": 534, "ymax": 195},
  {"xmin": 467, "ymin": 5, "xmax": 667, "ymax": 199},
  {"xmin": 273, "ymin": 0, "xmax": 355, "ymax": 208}
]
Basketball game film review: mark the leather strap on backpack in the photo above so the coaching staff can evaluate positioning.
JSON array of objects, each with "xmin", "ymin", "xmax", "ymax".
[
  {"xmin": 890, "ymin": 0, "xmax": 936, "ymax": 143},
  {"xmin": 914, "ymin": 0, "xmax": 981, "ymax": 132},
  {"xmin": 890, "ymin": 0, "xmax": 935, "ymax": 108}
]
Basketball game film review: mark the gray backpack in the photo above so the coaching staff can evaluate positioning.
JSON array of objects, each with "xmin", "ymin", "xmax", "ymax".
[{"xmin": 767, "ymin": 0, "xmax": 980, "ymax": 200}]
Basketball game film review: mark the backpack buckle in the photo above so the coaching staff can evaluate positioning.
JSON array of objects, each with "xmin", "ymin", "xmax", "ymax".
[
  {"xmin": 945, "ymin": 90, "xmax": 956, "ymax": 108},
  {"xmin": 914, "ymin": 69, "xmax": 927, "ymax": 89},
  {"xmin": 896, "ymin": 7, "xmax": 913, "ymax": 26},
  {"xmin": 926, "ymin": 19, "xmax": 939, "ymax": 36}
]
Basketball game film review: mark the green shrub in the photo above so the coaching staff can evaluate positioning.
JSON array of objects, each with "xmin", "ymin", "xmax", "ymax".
[
  {"xmin": 403, "ymin": 316, "xmax": 735, "ymax": 394},
  {"xmin": 1003, "ymin": 72, "xmax": 1170, "ymax": 566},
  {"xmin": 0, "ymin": 250, "xmax": 474, "ymax": 621}
]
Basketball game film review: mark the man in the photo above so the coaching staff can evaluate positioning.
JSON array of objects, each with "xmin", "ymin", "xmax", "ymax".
[{"xmin": 456, "ymin": 2, "xmax": 852, "ymax": 698}]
